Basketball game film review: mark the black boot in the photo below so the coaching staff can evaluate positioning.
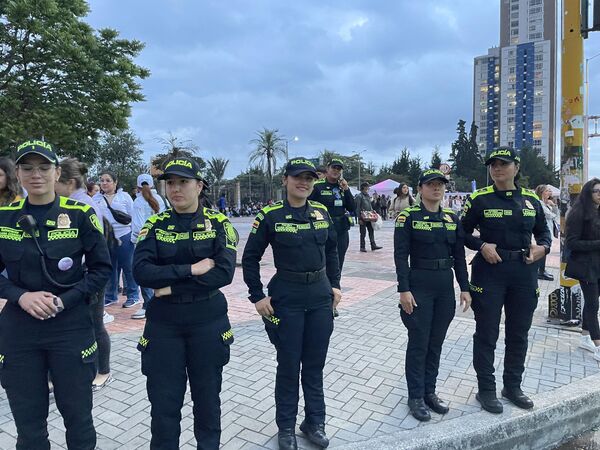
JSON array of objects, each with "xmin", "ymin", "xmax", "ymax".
[
  {"xmin": 360, "ymin": 247, "xmax": 367, "ymax": 253},
  {"xmin": 502, "ymin": 387, "xmax": 534, "ymax": 409},
  {"xmin": 371, "ymin": 244, "xmax": 382, "ymax": 250},
  {"xmin": 424, "ymin": 393, "xmax": 449, "ymax": 414},
  {"xmin": 476, "ymin": 391, "xmax": 503, "ymax": 414},
  {"xmin": 407, "ymin": 398, "xmax": 431, "ymax": 422},
  {"xmin": 299, "ymin": 421, "xmax": 329, "ymax": 448},
  {"xmin": 277, "ymin": 428, "xmax": 297, "ymax": 450},
  {"xmin": 537, "ymin": 271, "xmax": 554, "ymax": 281}
]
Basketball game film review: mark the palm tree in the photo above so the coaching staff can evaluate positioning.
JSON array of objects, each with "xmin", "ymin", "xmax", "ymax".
[
  {"xmin": 249, "ymin": 128, "xmax": 286, "ymax": 200},
  {"xmin": 207, "ymin": 157, "xmax": 229, "ymax": 202}
]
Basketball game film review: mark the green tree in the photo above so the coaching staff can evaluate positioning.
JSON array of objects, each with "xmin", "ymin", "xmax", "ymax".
[
  {"xmin": 430, "ymin": 146, "xmax": 442, "ymax": 169},
  {"xmin": 518, "ymin": 146, "xmax": 558, "ymax": 188},
  {"xmin": 407, "ymin": 156, "xmax": 424, "ymax": 190},
  {"xmin": 391, "ymin": 147, "xmax": 411, "ymax": 176},
  {"xmin": 151, "ymin": 134, "xmax": 206, "ymax": 181},
  {"xmin": 207, "ymin": 157, "xmax": 229, "ymax": 202},
  {"xmin": 449, "ymin": 120, "xmax": 486, "ymax": 189},
  {"xmin": 249, "ymin": 128, "xmax": 287, "ymax": 200},
  {"xmin": 91, "ymin": 131, "xmax": 145, "ymax": 190},
  {"xmin": 0, "ymin": 0, "xmax": 149, "ymax": 156}
]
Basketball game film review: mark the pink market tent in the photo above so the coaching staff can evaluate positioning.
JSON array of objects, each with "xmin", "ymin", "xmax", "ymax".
[{"xmin": 368, "ymin": 179, "xmax": 400, "ymax": 196}]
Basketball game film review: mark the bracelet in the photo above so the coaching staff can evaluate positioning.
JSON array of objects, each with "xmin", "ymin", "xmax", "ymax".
[{"xmin": 480, "ymin": 242, "xmax": 487, "ymax": 250}]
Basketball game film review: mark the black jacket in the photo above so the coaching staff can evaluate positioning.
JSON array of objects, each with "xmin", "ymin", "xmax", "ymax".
[
  {"xmin": 133, "ymin": 206, "xmax": 237, "ymax": 321},
  {"xmin": 308, "ymin": 179, "xmax": 355, "ymax": 232},
  {"xmin": 461, "ymin": 185, "xmax": 551, "ymax": 252},
  {"xmin": 0, "ymin": 196, "xmax": 111, "ymax": 329},
  {"xmin": 242, "ymin": 199, "xmax": 341, "ymax": 303},
  {"xmin": 565, "ymin": 207, "xmax": 600, "ymax": 282},
  {"xmin": 394, "ymin": 205, "xmax": 469, "ymax": 293}
]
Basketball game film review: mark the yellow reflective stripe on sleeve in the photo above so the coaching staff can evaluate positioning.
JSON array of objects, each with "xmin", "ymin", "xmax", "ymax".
[
  {"xmin": 221, "ymin": 329, "xmax": 234, "ymax": 341},
  {"xmin": 138, "ymin": 336, "xmax": 149, "ymax": 348}
]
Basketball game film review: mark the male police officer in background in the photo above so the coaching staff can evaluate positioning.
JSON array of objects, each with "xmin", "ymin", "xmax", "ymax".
[{"xmin": 309, "ymin": 158, "xmax": 354, "ymax": 272}]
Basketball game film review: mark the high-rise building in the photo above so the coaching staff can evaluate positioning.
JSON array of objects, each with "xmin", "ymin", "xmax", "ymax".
[{"xmin": 473, "ymin": 0, "xmax": 556, "ymax": 165}]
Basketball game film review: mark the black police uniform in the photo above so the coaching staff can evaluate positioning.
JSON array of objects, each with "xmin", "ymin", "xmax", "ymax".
[
  {"xmin": 308, "ymin": 167, "xmax": 355, "ymax": 271},
  {"xmin": 394, "ymin": 202, "xmax": 469, "ymax": 403},
  {"xmin": 462, "ymin": 184, "xmax": 551, "ymax": 397},
  {"xmin": 242, "ymin": 197, "xmax": 340, "ymax": 435},
  {"xmin": 133, "ymin": 160, "xmax": 237, "ymax": 450},
  {"xmin": 0, "ymin": 195, "xmax": 111, "ymax": 450}
]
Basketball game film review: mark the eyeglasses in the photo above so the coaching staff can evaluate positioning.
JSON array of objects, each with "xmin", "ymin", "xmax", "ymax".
[
  {"xmin": 18, "ymin": 163, "xmax": 54, "ymax": 176},
  {"xmin": 592, "ymin": 189, "xmax": 600, "ymax": 194}
]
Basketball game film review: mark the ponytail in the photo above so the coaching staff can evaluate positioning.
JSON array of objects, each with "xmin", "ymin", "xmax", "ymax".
[{"xmin": 141, "ymin": 184, "xmax": 160, "ymax": 213}]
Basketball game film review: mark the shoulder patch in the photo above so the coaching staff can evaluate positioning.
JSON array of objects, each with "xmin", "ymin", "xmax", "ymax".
[
  {"xmin": 314, "ymin": 178, "xmax": 326, "ymax": 185},
  {"xmin": 89, "ymin": 214, "xmax": 103, "ymax": 233},
  {"xmin": 521, "ymin": 187, "xmax": 540, "ymax": 200},
  {"xmin": 204, "ymin": 207, "xmax": 227, "ymax": 223},
  {"xmin": 0, "ymin": 199, "xmax": 25, "ymax": 211},
  {"xmin": 223, "ymin": 220, "xmax": 239, "ymax": 250},
  {"xmin": 308, "ymin": 200, "xmax": 328, "ymax": 211},
  {"xmin": 59, "ymin": 196, "xmax": 91, "ymax": 212},
  {"xmin": 262, "ymin": 201, "xmax": 284, "ymax": 215}
]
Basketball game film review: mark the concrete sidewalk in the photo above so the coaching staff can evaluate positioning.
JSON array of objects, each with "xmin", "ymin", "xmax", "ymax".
[{"xmin": 0, "ymin": 217, "xmax": 588, "ymax": 450}]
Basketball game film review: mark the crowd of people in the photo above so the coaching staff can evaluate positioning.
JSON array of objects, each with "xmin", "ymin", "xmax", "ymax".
[{"xmin": 0, "ymin": 140, "xmax": 594, "ymax": 450}]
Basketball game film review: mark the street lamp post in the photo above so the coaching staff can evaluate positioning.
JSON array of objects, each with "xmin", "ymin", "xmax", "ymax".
[{"xmin": 585, "ymin": 51, "xmax": 600, "ymax": 179}]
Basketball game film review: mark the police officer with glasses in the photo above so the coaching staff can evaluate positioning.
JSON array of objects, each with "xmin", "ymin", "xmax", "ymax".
[{"xmin": 0, "ymin": 140, "xmax": 111, "ymax": 450}]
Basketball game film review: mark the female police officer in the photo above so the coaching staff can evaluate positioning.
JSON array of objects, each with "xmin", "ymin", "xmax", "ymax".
[
  {"xmin": 242, "ymin": 158, "xmax": 341, "ymax": 450},
  {"xmin": 394, "ymin": 169, "xmax": 471, "ymax": 422},
  {"xmin": 133, "ymin": 156, "xmax": 237, "ymax": 450},
  {"xmin": 0, "ymin": 140, "xmax": 111, "ymax": 449},
  {"xmin": 461, "ymin": 147, "xmax": 551, "ymax": 413}
]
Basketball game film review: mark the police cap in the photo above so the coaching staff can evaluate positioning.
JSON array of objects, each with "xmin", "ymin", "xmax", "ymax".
[
  {"xmin": 328, "ymin": 158, "xmax": 344, "ymax": 169},
  {"xmin": 419, "ymin": 168, "xmax": 449, "ymax": 186},
  {"xmin": 158, "ymin": 157, "xmax": 204, "ymax": 180},
  {"xmin": 485, "ymin": 147, "xmax": 521, "ymax": 165},
  {"xmin": 284, "ymin": 158, "xmax": 318, "ymax": 178},
  {"xmin": 15, "ymin": 140, "xmax": 59, "ymax": 165}
]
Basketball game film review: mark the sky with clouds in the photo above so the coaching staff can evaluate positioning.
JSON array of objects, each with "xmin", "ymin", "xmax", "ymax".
[{"xmin": 86, "ymin": 0, "xmax": 600, "ymax": 180}]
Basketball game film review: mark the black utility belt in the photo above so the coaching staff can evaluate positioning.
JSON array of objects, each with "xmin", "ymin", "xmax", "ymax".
[
  {"xmin": 410, "ymin": 258, "xmax": 454, "ymax": 270},
  {"xmin": 276, "ymin": 268, "xmax": 326, "ymax": 284},
  {"xmin": 495, "ymin": 248, "xmax": 526, "ymax": 261},
  {"xmin": 161, "ymin": 290, "xmax": 220, "ymax": 304}
]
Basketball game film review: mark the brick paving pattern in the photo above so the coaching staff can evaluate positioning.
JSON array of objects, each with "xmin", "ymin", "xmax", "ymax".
[{"xmin": 0, "ymin": 217, "xmax": 588, "ymax": 449}]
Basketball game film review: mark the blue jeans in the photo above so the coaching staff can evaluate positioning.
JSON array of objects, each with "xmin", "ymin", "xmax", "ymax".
[
  {"xmin": 105, "ymin": 232, "xmax": 139, "ymax": 303},
  {"xmin": 141, "ymin": 286, "xmax": 154, "ymax": 309}
]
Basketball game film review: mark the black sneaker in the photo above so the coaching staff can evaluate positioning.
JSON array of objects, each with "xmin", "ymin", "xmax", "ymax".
[{"xmin": 277, "ymin": 428, "xmax": 297, "ymax": 450}]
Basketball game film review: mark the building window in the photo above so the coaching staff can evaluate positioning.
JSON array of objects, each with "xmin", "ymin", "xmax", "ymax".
[
  {"xmin": 529, "ymin": 32, "xmax": 543, "ymax": 40},
  {"xmin": 533, "ymin": 130, "xmax": 543, "ymax": 139},
  {"xmin": 510, "ymin": 67, "xmax": 516, "ymax": 74},
  {"xmin": 529, "ymin": 0, "xmax": 542, "ymax": 5},
  {"xmin": 511, "ymin": 12, "xmax": 519, "ymax": 18},
  {"xmin": 512, "ymin": 4, "xmax": 519, "ymax": 11},
  {"xmin": 511, "ymin": 29, "xmax": 519, "ymax": 36},
  {"xmin": 535, "ymin": 54, "xmax": 544, "ymax": 61},
  {"xmin": 512, "ymin": 20, "xmax": 519, "ymax": 27},
  {"xmin": 535, "ymin": 62, "xmax": 543, "ymax": 70}
]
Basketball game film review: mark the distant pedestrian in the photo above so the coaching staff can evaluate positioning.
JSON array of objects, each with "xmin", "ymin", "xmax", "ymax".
[
  {"xmin": 130, "ymin": 174, "xmax": 167, "ymax": 320},
  {"xmin": 535, "ymin": 184, "xmax": 558, "ymax": 281},
  {"xmin": 389, "ymin": 183, "xmax": 414, "ymax": 219},
  {"xmin": 0, "ymin": 157, "xmax": 22, "ymax": 206},
  {"xmin": 218, "ymin": 193, "xmax": 226, "ymax": 213},
  {"xmin": 94, "ymin": 171, "xmax": 140, "ymax": 308},
  {"xmin": 355, "ymin": 183, "xmax": 382, "ymax": 252},
  {"xmin": 565, "ymin": 178, "xmax": 600, "ymax": 358}
]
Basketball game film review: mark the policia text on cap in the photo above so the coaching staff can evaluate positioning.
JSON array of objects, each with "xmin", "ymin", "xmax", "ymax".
[
  {"xmin": 0, "ymin": 140, "xmax": 112, "ymax": 450},
  {"xmin": 461, "ymin": 147, "xmax": 551, "ymax": 414}
]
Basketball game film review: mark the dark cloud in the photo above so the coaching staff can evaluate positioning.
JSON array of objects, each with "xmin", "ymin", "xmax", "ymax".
[{"xmin": 86, "ymin": 0, "xmax": 600, "ymax": 178}]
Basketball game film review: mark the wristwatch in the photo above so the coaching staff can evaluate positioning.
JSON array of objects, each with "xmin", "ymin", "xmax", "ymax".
[{"xmin": 543, "ymin": 245, "xmax": 551, "ymax": 255}]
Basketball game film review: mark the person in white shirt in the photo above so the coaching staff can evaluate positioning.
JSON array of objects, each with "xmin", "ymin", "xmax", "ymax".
[
  {"xmin": 130, "ymin": 174, "xmax": 167, "ymax": 319},
  {"xmin": 93, "ymin": 171, "xmax": 140, "ymax": 308}
]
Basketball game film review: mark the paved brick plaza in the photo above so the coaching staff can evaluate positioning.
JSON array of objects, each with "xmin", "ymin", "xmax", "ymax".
[{"xmin": 0, "ymin": 217, "xmax": 592, "ymax": 449}]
